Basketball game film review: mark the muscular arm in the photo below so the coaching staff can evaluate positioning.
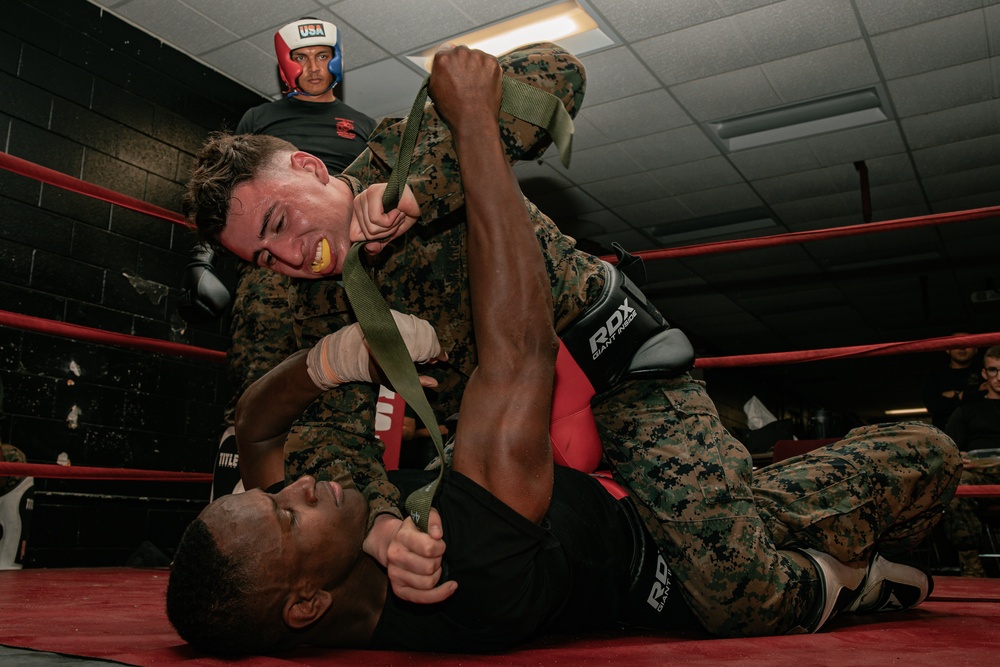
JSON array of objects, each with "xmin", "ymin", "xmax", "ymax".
[
  {"xmin": 235, "ymin": 350, "xmax": 320, "ymax": 490},
  {"xmin": 432, "ymin": 46, "xmax": 558, "ymax": 523}
]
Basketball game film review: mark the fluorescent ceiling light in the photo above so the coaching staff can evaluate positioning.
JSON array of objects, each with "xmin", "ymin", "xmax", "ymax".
[
  {"xmin": 407, "ymin": 1, "xmax": 613, "ymax": 71},
  {"xmin": 708, "ymin": 87, "xmax": 890, "ymax": 152},
  {"xmin": 884, "ymin": 407, "xmax": 928, "ymax": 415}
]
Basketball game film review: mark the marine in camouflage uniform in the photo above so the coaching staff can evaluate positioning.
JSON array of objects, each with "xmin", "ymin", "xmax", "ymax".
[{"xmin": 220, "ymin": 42, "xmax": 961, "ymax": 635}]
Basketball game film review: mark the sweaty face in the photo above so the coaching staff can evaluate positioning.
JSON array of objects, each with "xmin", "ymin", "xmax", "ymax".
[
  {"xmin": 220, "ymin": 151, "xmax": 355, "ymax": 279},
  {"xmin": 203, "ymin": 476, "xmax": 368, "ymax": 590},
  {"xmin": 292, "ymin": 46, "xmax": 335, "ymax": 99}
]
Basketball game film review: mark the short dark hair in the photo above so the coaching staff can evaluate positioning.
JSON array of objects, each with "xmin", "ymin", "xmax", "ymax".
[
  {"xmin": 166, "ymin": 518, "xmax": 283, "ymax": 655},
  {"xmin": 984, "ymin": 346, "xmax": 1000, "ymax": 362},
  {"xmin": 182, "ymin": 132, "xmax": 297, "ymax": 248}
]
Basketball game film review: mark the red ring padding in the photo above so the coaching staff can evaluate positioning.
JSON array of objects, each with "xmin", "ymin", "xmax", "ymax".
[{"xmin": 0, "ymin": 462, "xmax": 212, "ymax": 482}]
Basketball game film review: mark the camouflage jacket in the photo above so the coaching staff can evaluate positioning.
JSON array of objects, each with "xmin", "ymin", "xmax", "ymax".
[{"xmin": 228, "ymin": 42, "xmax": 603, "ymax": 525}]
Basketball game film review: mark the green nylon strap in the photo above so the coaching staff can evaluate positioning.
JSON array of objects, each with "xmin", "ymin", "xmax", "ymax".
[
  {"xmin": 352, "ymin": 67, "xmax": 574, "ymax": 531},
  {"xmin": 342, "ymin": 243, "xmax": 444, "ymax": 532},
  {"xmin": 382, "ymin": 74, "xmax": 574, "ymax": 211}
]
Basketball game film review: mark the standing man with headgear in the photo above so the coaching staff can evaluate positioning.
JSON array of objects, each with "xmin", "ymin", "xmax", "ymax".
[{"xmin": 236, "ymin": 17, "xmax": 376, "ymax": 174}]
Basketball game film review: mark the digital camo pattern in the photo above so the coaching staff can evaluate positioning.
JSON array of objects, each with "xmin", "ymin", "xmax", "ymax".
[{"xmin": 593, "ymin": 377, "xmax": 961, "ymax": 637}]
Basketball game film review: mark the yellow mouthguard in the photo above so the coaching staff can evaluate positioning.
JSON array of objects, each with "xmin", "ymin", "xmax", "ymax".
[{"xmin": 311, "ymin": 238, "xmax": 331, "ymax": 273}]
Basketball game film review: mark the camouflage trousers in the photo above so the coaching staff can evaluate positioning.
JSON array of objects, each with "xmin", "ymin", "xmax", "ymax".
[
  {"xmin": 1, "ymin": 443, "xmax": 27, "ymax": 496},
  {"xmin": 940, "ymin": 463, "xmax": 1000, "ymax": 551},
  {"xmin": 592, "ymin": 375, "xmax": 961, "ymax": 637}
]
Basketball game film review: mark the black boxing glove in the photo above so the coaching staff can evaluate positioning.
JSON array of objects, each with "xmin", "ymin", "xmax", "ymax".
[{"xmin": 177, "ymin": 243, "xmax": 231, "ymax": 323}]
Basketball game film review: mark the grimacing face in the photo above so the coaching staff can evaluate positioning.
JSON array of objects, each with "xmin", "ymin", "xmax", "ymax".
[{"xmin": 219, "ymin": 151, "xmax": 356, "ymax": 279}]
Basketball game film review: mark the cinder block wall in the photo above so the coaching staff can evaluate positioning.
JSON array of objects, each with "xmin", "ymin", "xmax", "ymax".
[{"xmin": 0, "ymin": 0, "xmax": 265, "ymax": 566}]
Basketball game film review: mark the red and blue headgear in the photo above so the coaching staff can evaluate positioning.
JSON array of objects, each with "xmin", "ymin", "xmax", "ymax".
[{"xmin": 274, "ymin": 19, "xmax": 343, "ymax": 97}]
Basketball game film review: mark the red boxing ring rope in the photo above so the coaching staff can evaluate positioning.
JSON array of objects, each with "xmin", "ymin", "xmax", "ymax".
[
  {"xmin": 0, "ymin": 151, "xmax": 192, "ymax": 229},
  {"xmin": 0, "ymin": 462, "xmax": 212, "ymax": 482},
  {"xmin": 600, "ymin": 205, "xmax": 1000, "ymax": 263},
  {"xmin": 0, "ymin": 309, "xmax": 225, "ymax": 364},
  {"xmin": 696, "ymin": 332, "xmax": 1000, "ymax": 369}
]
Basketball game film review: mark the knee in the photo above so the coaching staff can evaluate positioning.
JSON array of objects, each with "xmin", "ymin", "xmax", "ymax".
[{"xmin": 900, "ymin": 421, "xmax": 963, "ymax": 494}]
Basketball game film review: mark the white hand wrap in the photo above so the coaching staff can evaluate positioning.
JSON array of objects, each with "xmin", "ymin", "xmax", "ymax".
[{"xmin": 306, "ymin": 311, "xmax": 442, "ymax": 390}]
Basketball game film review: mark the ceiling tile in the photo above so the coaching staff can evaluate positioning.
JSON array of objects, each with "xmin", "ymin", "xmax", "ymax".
[
  {"xmin": 674, "ymin": 183, "xmax": 764, "ymax": 217},
  {"xmin": 612, "ymin": 195, "xmax": 695, "ymax": 228},
  {"xmin": 588, "ymin": 0, "xmax": 726, "ymax": 42},
  {"xmin": 632, "ymin": 17, "xmax": 756, "ymax": 86},
  {"xmin": 900, "ymin": 99, "xmax": 1000, "ymax": 149},
  {"xmin": 913, "ymin": 134, "xmax": 1000, "ymax": 177},
  {"xmin": 649, "ymin": 156, "xmax": 745, "ymax": 195},
  {"xmin": 806, "ymin": 122, "xmax": 906, "ymax": 166},
  {"xmin": 201, "ymin": 41, "xmax": 276, "ymax": 95},
  {"xmin": 670, "ymin": 65, "xmax": 780, "ymax": 120},
  {"xmin": 584, "ymin": 171, "xmax": 669, "ymax": 208},
  {"xmin": 114, "ymin": 0, "xmax": 238, "ymax": 56},
  {"xmin": 332, "ymin": 0, "xmax": 476, "ymax": 55},
  {"xmin": 754, "ymin": 167, "xmax": 841, "ymax": 204},
  {"xmin": 456, "ymin": 0, "xmax": 551, "ymax": 24},
  {"xmin": 728, "ymin": 141, "xmax": 823, "ymax": 179},
  {"xmin": 733, "ymin": 0, "xmax": 860, "ymax": 64},
  {"xmin": 617, "ymin": 125, "xmax": 720, "ymax": 171},
  {"xmin": 870, "ymin": 10, "xmax": 988, "ymax": 79},
  {"xmin": 922, "ymin": 164, "xmax": 1000, "ymax": 200},
  {"xmin": 579, "ymin": 89, "xmax": 690, "ymax": 141},
  {"xmin": 549, "ymin": 143, "xmax": 644, "ymax": 184},
  {"xmin": 887, "ymin": 58, "xmax": 994, "ymax": 117},
  {"xmin": 343, "ymin": 58, "xmax": 425, "ymax": 118},
  {"xmin": 989, "ymin": 4, "xmax": 1000, "ymax": 56},
  {"xmin": 578, "ymin": 46, "xmax": 660, "ymax": 106},
  {"xmin": 762, "ymin": 40, "xmax": 878, "ymax": 102},
  {"xmin": 854, "ymin": 0, "xmax": 984, "ymax": 35},
  {"xmin": 770, "ymin": 192, "xmax": 857, "ymax": 223},
  {"xmin": 182, "ymin": 0, "xmax": 318, "ymax": 38}
]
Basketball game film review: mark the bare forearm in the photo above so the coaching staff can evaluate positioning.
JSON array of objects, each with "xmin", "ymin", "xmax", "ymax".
[
  {"xmin": 450, "ymin": 93, "xmax": 554, "ymax": 362},
  {"xmin": 234, "ymin": 350, "xmax": 323, "ymax": 489}
]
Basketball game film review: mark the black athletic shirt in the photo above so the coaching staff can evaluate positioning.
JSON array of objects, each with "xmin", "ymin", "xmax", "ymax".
[
  {"xmin": 370, "ymin": 466, "xmax": 692, "ymax": 653},
  {"xmin": 236, "ymin": 97, "xmax": 377, "ymax": 174}
]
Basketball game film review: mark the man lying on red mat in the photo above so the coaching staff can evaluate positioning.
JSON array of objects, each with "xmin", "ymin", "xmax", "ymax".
[{"xmin": 166, "ymin": 45, "xmax": 960, "ymax": 656}]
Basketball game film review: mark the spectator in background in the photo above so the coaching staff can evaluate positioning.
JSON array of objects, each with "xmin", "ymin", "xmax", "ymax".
[
  {"xmin": 941, "ymin": 345, "xmax": 1000, "ymax": 577},
  {"xmin": 922, "ymin": 334, "xmax": 985, "ymax": 430}
]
